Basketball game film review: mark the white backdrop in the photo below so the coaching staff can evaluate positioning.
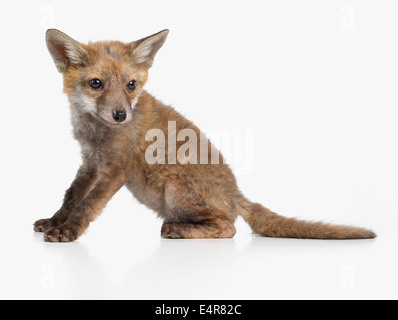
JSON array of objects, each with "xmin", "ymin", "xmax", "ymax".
[{"xmin": 0, "ymin": 0, "xmax": 397, "ymax": 300}]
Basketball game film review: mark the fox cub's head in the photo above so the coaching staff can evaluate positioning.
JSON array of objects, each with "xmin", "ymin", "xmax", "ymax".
[{"xmin": 46, "ymin": 29, "xmax": 169, "ymax": 127}]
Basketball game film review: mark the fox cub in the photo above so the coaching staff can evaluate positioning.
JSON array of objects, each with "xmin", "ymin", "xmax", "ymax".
[{"xmin": 34, "ymin": 29, "xmax": 375, "ymax": 242}]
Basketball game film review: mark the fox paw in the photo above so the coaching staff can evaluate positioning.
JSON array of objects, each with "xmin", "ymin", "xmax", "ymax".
[
  {"xmin": 34, "ymin": 218, "xmax": 59, "ymax": 233},
  {"xmin": 44, "ymin": 226, "xmax": 78, "ymax": 243}
]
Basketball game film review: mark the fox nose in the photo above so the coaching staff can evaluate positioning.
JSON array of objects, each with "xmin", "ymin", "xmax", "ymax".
[{"xmin": 112, "ymin": 109, "xmax": 127, "ymax": 123}]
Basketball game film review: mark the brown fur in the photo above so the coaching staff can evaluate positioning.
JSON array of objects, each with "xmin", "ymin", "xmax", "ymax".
[{"xmin": 34, "ymin": 29, "xmax": 376, "ymax": 242}]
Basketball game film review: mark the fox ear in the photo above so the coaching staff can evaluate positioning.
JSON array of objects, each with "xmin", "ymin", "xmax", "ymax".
[
  {"xmin": 46, "ymin": 29, "xmax": 88, "ymax": 73},
  {"xmin": 131, "ymin": 29, "xmax": 169, "ymax": 69}
]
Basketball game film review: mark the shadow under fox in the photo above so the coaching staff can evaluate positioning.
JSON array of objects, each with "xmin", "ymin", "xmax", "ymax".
[{"xmin": 34, "ymin": 29, "xmax": 376, "ymax": 242}]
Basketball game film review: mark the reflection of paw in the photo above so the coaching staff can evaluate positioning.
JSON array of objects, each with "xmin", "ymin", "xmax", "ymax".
[
  {"xmin": 44, "ymin": 225, "xmax": 78, "ymax": 243},
  {"xmin": 34, "ymin": 218, "xmax": 59, "ymax": 233}
]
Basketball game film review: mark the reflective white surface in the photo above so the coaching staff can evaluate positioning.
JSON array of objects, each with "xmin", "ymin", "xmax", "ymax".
[{"xmin": 0, "ymin": 215, "xmax": 395, "ymax": 300}]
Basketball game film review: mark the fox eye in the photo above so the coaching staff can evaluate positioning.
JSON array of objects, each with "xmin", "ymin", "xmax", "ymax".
[
  {"xmin": 127, "ymin": 80, "xmax": 136, "ymax": 91},
  {"xmin": 89, "ymin": 78, "xmax": 103, "ymax": 90}
]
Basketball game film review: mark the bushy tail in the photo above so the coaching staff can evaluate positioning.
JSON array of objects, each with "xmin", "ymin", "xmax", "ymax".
[{"xmin": 239, "ymin": 201, "xmax": 376, "ymax": 239}]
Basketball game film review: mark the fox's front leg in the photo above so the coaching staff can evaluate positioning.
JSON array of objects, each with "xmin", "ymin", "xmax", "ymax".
[
  {"xmin": 34, "ymin": 164, "xmax": 98, "ymax": 232},
  {"xmin": 43, "ymin": 168, "xmax": 127, "ymax": 242}
]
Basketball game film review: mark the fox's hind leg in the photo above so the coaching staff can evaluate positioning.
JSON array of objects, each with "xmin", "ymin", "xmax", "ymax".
[
  {"xmin": 161, "ymin": 179, "xmax": 237, "ymax": 239},
  {"xmin": 161, "ymin": 218, "xmax": 236, "ymax": 239}
]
